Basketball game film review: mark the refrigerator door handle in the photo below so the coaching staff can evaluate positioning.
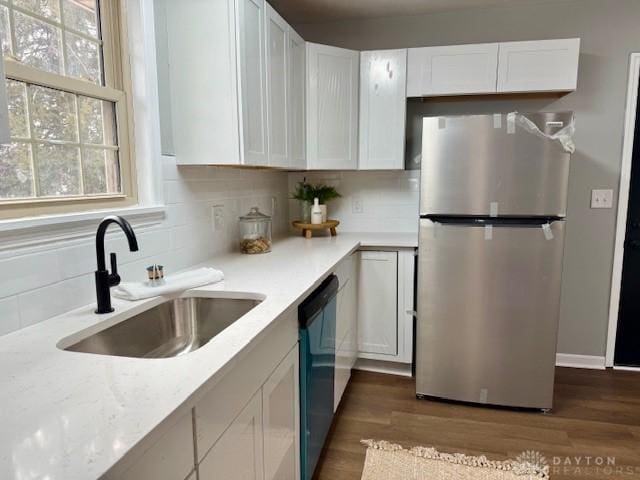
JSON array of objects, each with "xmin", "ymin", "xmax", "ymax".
[{"xmin": 422, "ymin": 216, "xmax": 564, "ymax": 227}]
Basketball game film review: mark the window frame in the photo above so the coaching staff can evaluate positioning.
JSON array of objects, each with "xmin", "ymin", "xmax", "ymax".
[{"xmin": 0, "ymin": 0, "xmax": 137, "ymax": 220}]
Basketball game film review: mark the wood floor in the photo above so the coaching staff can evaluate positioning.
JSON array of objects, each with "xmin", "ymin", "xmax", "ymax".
[{"xmin": 314, "ymin": 368, "xmax": 640, "ymax": 479}]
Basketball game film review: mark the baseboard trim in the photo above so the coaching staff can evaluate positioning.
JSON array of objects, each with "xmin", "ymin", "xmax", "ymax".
[
  {"xmin": 612, "ymin": 366, "xmax": 640, "ymax": 372},
  {"xmin": 354, "ymin": 358, "xmax": 412, "ymax": 377},
  {"xmin": 556, "ymin": 353, "xmax": 606, "ymax": 370}
]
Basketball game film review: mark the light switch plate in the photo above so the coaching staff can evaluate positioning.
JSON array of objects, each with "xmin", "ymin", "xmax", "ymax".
[
  {"xmin": 591, "ymin": 189, "xmax": 614, "ymax": 209},
  {"xmin": 212, "ymin": 205, "xmax": 224, "ymax": 231},
  {"xmin": 352, "ymin": 196, "xmax": 364, "ymax": 214}
]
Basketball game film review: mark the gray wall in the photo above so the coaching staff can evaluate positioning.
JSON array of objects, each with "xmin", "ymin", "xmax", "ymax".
[{"xmin": 296, "ymin": 0, "xmax": 640, "ymax": 357}]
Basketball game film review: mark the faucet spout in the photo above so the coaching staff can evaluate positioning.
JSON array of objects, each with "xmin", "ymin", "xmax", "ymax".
[
  {"xmin": 96, "ymin": 215, "xmax": 139, "ymax": 271},
  {"xmin": 95, "ymin": 216, "xmax": 139, "ymax": 314}
]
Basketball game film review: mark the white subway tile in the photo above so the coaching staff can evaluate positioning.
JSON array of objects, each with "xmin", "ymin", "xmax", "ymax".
[{"xmin": 0, "ymin": 251, "xmax": 62, "ymax": 298}]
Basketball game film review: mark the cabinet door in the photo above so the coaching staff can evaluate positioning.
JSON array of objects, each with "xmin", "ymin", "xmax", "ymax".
[
  {"xmin": 265, "ymin": 4, "xmax": 288, "ymax": 167},
  {"xmin": 199, "ymin": 391, "xmax": 264, "ymax": 480},
  {"xmin": 306, "ymin": 42, "xmax": 359, "ymax": 170},
  {"xmin": 117, "ymin": 411, "xmax": 195, "ymax": 480},
  {"xmin": 359, "ymin": 49, "xmax": 407, "ymax": 170},
  {"xmin": 406, "ymin": 43, "xmax": 498, "ymax": 96},
  {"xmin": 237, "ymin": 0, "xmax": 268, "ymax": 165},
  {"xmin": 288, "ymin": 27, "xmax": 306, "ymax": 169},
  {"xmin": 358, "ymin": 251, "xmax": 398, "ymax": 356},
  {"xmin": 166, "ymin": 0, "xmax": 241, "ymax": 165},
  {"xmin": 263, "ymin": 345, "xmax": 300, "ymax": 480},
  {"xmin": 497, "ymin": 38, "xmax": 580, "ymax": 93}
]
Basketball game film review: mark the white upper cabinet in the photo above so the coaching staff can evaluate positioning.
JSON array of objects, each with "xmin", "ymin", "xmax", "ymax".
[
  {"xmin": 497, "ymin": 38, "xmax": 580, "ymax": 93},
  {"xmin": 359, "ymin": 49, "xmax": 407, "ymax": 170},
  {"xmin": 165, "ymin": 0, "xmax": 242, "ymax": 165},
  {"xmin": 288, "ymin": 28, "xmax": 306, "ymax": 170},
  {"xmin": 407, "ymin": 43, "xmax": 499, "ymax": 97},
  {"xmin": 265, "ymin": 4, "xmax": 288, "ymax": 168},
  {"xmin": 306, "ymin": 42, "xmax": 359, "ymax": 170},
  {"xmin": 166, "ymin": 0, "xmax": 268, "ymax": 166},
  {"xmin": 238, "ymin": 0, "xmax": 269, "ymax": 166}
]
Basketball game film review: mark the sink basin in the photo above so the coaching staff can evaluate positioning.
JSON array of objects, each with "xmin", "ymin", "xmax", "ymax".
[{"xmin": 64, "ymin": 296, "xmax": 262, "ymax": 358}]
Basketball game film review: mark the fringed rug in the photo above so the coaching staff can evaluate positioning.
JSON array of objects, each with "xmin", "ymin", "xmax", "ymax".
[{"xmin": 361, "ymin": 440, "xmax": 549, "ymax": 480}]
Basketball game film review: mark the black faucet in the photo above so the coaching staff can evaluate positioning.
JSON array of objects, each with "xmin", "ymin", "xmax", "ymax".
[{"xmin": 94, "ymin": 216, "xmax": 139, "ymax": 314}]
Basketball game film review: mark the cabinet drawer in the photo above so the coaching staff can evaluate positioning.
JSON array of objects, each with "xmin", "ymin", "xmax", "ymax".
[{"xmin": 195, "ymin": 308, "xmax": 297, "ymax": 462}]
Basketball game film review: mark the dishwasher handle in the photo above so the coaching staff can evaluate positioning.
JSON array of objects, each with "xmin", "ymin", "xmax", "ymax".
[{"xmin": 299, "ymin": 274, "xmax": 339, "ymax": 328}]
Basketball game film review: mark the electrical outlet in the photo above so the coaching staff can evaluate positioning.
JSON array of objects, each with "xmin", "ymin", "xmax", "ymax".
[
  {"xmin": 352, "ymin": 196, "xmax": 364, "ymax": 214},
  {"xmin": 591, "ymin": 189, "xmax": 614, "ymax": 209},
  {"xmin": 212, "ymin": 205, "xmax": 224, "ymax": 231}
]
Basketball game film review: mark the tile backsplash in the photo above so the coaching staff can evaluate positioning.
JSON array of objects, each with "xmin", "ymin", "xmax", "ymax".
[
  {"xmin": 288, "ymin": 170, "xmax": 420, "ymax": 233},
  {"xmin": 0, "ymin": 156, "xmax": 290, "ymax": 336}
]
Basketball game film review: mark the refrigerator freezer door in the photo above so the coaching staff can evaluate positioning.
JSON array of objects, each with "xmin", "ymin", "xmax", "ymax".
[
  {"xmin": 420, "ymin": 112, "xmax": 572, "ymax": 217},
  {"xmin": 416, "ymin": 218, "xmax": 565, "ymax": 409}
]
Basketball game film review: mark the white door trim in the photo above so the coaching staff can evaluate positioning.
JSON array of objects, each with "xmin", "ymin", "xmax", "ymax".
[{"xmin": 605, "ymin": 53, "xmax": 640, "ymax": 367}]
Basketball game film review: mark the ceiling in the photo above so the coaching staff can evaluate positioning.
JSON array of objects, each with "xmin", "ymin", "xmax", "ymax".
[{"xmin": 270, "ymin": 0, "xmax": 557, "ymax": 24}]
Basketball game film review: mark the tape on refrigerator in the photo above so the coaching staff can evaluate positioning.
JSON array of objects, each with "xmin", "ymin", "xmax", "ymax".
[
  {"xmin": 438, "ymin": 117, "xmax": 446, "ymax": 130},
  {"xmin": 542, "ymin": 223, "xmax": 554, "ymax": 240},
  {"xmin": 504, "ymin": 111, "xmax": 576, "ymax": 153},
  {"xmin": 493, "ymin": 114, "xmax": 502, "ymax": 129},
  {"xmin": 506, "ymin": 112, "xmax": 517, "ymax": 134},
  {"xmin": 484, "ymin": 224, "xmax": 493, "ymax": 240},
  {"xmin": 489, "ymin": 202, "xmax": 499, "ymax": 217}
]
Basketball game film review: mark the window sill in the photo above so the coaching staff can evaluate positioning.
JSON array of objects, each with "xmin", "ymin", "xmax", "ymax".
[{"xmin": 0, "ymin": 205, "xmax": 166, "ymax": 253}]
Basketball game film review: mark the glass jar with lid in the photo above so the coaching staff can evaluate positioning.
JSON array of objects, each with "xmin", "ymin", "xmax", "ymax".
[{"xmin": 238, "ymin": 206, "xmax": 272, "ymax": 254}]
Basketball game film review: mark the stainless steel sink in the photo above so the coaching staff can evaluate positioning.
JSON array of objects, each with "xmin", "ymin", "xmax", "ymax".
[{"xmin": 64, "ymin": 296, "xmax": 262, "ymax": 358}]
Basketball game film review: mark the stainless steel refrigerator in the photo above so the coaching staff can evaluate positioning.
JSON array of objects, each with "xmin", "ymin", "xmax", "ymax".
[{"xmin": 416, "ymin": 112, "xmax": 573, "ymax": 410}]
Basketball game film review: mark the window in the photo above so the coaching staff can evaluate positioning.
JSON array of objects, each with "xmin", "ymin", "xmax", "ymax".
[{"xmin": 0, "ymin": 0, "xmax": 135, "ymax": 219}]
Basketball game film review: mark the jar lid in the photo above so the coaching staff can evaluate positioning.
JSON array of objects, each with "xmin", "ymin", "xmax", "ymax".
[{"xmin": 239, "ymin": 206, "xmax": 271, "ymax": 222}]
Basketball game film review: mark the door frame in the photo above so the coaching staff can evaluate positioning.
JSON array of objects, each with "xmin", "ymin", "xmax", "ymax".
[{"xmin": 606, "ymin": 53, "xmax": 640, "ymax": 367}]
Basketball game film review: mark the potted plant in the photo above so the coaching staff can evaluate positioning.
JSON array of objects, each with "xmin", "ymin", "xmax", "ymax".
[
  {"xmin": 291, "ymin": 180, "xmax": 342, "ymax": 223},
  {"xmin": 291, "ymin": 180, "xmax": 315, "ymax": 223},
  {"xmin": 310, "ymin": 183, "xmax": 341, "ymax": 222}
]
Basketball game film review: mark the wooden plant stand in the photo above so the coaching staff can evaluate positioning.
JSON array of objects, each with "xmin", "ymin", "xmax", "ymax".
[{"xmin": 292, "ymin": 220, "xmax": 340, "ymax": 239}]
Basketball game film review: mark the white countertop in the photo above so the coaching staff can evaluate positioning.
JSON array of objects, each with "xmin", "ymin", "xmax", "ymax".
[{"xmin": 0, "ymin": 232, "xmax": 416, "ymax": 480}]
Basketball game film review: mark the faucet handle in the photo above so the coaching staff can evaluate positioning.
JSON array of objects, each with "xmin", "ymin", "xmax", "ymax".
[{"xmin": 109, "ymin": 252, "xmax": 121, "ymax": 286}]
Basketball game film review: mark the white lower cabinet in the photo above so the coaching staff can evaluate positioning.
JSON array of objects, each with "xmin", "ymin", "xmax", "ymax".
[
  {"xmin": 358, "ymin": 251, "xmax": 398, "ymax": 356},
  {"xmin": 334, "ymin": 253, "xmax": 359, "ymax": 411},
  {"xmin": 357, "ymin": 249, "xmax": 415, "ymax": 366},
  {"xmin": 194, "ymin": 310, "xmax": 299, "ymax": 480},
  {"xmin": 115, "ymin": 410, "xmax": 195, "ymax": 480},
  {"xmin": 114, "ymin": 310, "xmax": 299, "ymax": 480},
  {"xmin": 262, "ymin": 346, "xmax": 300, "ymax": 480},
  {"xmin": 199, "ymin": 391, "xmax": 264, "ymax": 480},
  {"xmin": 199, "ymin": 344, "xmax": 300, "ymax": 480}
]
